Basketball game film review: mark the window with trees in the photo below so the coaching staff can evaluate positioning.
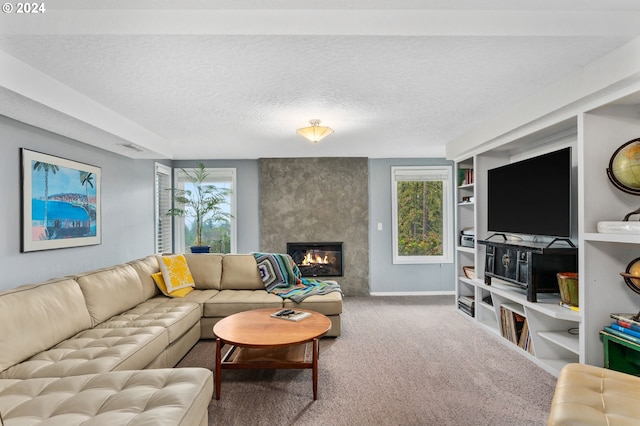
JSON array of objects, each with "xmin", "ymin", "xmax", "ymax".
[
  {"xmin": 173, "ymin": 167, "xmax": 237, "ymax": 254},
  {"xmin": 391, "ymin": 166, "xmax": 452, "ymax": 264}
]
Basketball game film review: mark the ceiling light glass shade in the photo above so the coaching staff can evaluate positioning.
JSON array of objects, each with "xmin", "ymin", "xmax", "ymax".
[{"xmin": 296, "ymin": 119, "xmax": 334, "ymax": 143}]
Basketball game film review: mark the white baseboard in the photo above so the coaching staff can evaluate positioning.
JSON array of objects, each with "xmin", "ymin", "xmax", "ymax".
[{"xmin": 368, "ymin": 291, "xmax": 455, "ymax": 296}]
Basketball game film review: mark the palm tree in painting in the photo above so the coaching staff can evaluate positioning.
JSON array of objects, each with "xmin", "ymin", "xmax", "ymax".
[
  {"xmin": 33, "ymin": 161, "xmax": 59, "ymax": 238},
  {"xmin": 79, "ymin": 171, "xmax": 94, "ymax": 216}
]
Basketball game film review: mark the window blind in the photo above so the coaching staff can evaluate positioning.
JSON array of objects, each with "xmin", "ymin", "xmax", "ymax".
[{"xmin": 155, "ymin": 163, "xmax": 172, "ymax": 254}]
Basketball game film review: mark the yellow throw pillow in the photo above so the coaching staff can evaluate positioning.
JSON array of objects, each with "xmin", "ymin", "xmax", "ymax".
[
  {"xmin": 156, "ymin": 254, "xmax": 195, "ymax": 293},
  {"xmin": 151, "ymin": 272, "xmax": 194, "ymax": 298}
]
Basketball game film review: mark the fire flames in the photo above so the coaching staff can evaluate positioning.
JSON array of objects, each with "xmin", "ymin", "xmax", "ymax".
[{"xmin": 302, "ymin": 252, "xmax": 328, "ymax": 265}]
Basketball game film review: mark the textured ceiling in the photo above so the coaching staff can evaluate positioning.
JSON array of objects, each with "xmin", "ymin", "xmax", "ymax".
[{"xmin": 1, "ymin": 1, "xmax": 640, "ymax": 159}]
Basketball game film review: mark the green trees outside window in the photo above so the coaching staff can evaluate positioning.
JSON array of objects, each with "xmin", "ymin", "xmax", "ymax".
[
  {"xmin": 392, "ymin": 166, "xmax": 452, "ymax": 264},
  {"xmin": 396, "ymin": 180, "xmax": 443, "ymax": 256}
]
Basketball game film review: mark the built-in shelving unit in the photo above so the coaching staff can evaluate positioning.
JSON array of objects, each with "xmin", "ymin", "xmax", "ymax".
[
  {"xmin": 452, "ymin": 83, "xmax": 640, "ymax": 377},
  {"xmin": 454, "ymin": 159, "xmax": 476, "ymax": 319}
]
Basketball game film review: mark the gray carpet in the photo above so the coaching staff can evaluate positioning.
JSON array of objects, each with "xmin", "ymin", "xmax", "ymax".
[{"xmin": 176, "ymin": 296, "xmax": 557, "ymax": 426}]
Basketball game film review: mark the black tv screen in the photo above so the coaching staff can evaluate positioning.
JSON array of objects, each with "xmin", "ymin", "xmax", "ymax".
[{"xmin": 487, "ymin": 147, "xmax": 571, "ymax": 238}]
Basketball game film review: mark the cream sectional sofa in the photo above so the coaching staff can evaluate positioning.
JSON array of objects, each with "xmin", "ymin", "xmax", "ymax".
[{"xmin": 0, "ymin": 253, "xmax": 342, "ymax": 425}]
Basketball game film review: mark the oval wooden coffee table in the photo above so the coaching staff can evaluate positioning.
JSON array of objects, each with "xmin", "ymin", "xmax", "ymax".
[{"xmin": 213, "ymin": 308, "xmax": 331, "ymax": 400}]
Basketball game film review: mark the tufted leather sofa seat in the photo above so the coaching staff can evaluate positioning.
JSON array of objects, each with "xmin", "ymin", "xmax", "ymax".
[
  {"xmin": 548, "ymin": 363, "xmax": 640, "ymax": 426},
  {"xmin": 0, "ymin": 368, "xmax": 213, "ymax": 426},
  {"xmin": 0, "ymin": 327, "xmax": 169, "ymax": 380},
  {"xmin": 94, "ymin": 300, "xmax": 202, "ymax": 346}
]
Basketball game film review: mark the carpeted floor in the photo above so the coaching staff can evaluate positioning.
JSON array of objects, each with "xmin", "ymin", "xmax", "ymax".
[{"xmin": 176, "ymin": 296, "xmax": 557, "ymax": 426}]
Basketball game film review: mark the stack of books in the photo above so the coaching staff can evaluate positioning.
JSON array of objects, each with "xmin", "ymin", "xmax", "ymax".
[
  {"xmin": 463, "ymin": 169, "xmax": 474, "ymax": 185},
  {"xmin": 604, "ymin": 313, "xmax": 640, "ymax": 345},
  {"xmin": 457, "ymin": 295, "xmax": 475, "ymax": 317}
]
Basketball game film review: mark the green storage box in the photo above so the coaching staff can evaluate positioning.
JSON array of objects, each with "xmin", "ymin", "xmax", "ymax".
[{"xmin": 601, "ymin": 331, "xmax": 640, "ymax": 376}]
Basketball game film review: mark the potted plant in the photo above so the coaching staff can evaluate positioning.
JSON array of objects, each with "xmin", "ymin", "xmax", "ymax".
[{"xmin": 166, "ymin": 163, "xmax": 231, "ymax": 253}]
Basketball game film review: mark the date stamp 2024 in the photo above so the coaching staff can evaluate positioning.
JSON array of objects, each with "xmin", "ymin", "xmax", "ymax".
[{"xmin": 2, "ymin": 2, "xmax": 46, "ymax": 14}]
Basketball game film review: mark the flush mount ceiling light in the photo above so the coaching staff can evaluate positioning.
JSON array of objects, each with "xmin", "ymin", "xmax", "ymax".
[{"xmin": 296, "ymin": 119, "xmax": 334, "ymax": 143}]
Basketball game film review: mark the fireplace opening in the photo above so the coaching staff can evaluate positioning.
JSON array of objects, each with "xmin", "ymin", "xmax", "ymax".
[{"xmin": 286, "ymin": 242, "xmax": 343, "ymax": 277}]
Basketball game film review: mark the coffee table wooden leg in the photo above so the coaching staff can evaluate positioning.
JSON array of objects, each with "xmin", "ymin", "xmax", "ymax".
[
  {"xmin": 312, "ymin": 338, "xmax": 319, "ymax": 400},
  {"xmin": 215, "ymin": 338, "xmax": 222, "ymax": 400}
]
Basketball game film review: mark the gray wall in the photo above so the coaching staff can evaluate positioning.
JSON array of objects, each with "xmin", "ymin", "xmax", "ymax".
[
  {"xmin": 368, "ymin": 158, "xmax": 455, "ymax": 294},
  {"xmin": 0, "ymin": 116, "xmax": 454, "ymax": 295},
  {"xmin": 259, "ymin": 158, "xmax": 369, "ymax": 296},
  {"xmin": 172, "ymin": 160, "xmax": 260, "ymax": 254},
  {"xmin": 0, "ymin": 116, "xmax": 156, "ymax": 290}
]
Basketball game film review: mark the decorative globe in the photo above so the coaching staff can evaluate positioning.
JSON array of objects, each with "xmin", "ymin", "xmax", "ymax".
[
  {"xmin": 608, "ymin": 138, "xmax": 640, "ymax": 195},
  {"xmin": 621, "ymin": 257, "xmax": 640, "ymax": 295}
]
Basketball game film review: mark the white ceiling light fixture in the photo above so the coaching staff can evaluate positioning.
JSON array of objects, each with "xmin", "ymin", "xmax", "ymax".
[{"xmin": 296, "ymin": 119, "xmax": 334, "ymax": 143}]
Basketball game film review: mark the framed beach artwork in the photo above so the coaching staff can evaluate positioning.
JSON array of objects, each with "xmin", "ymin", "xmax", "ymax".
[{"xmin": 21, "ymin": 149, "xmax": 101, "ymax": 252}]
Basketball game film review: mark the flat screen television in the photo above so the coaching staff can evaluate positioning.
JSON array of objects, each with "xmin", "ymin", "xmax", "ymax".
[{"xmin": 487, "ymin": 147, "xmax": 572, "ymax": 238}]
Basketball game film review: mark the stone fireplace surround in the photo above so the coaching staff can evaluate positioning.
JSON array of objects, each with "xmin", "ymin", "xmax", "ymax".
[{"xmin": 259, "ymin": 158, "xmax": 369, "ymax": 296}]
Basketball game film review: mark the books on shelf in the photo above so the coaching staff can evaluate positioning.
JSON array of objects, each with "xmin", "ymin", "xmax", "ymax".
[
  {"xmin": 609, "ymin": 323, "xmax": 640, "ymax": 340},
  {"xmin": 601, "ymin": 313, "xmax": 640, "ymax": 346},
  {"xmin": 517, "ymin": 320, "xmax": 534, "ymax": 355},
  {"xmin": 603, "ymin": 326, "xmax": 640, "ymax": 345},
  {"xmin": 458, "ymin": 295, "xmax": 475, "ymax": 317},
  {"xmin": 610, "ymin": 313, "xmax": 640, "ymax": 329},
  {"xmin": 612, "ymin": 319, "xmax": 640, "ymax": 334},
  {"xmin": 457, "ymin": 168, "xmax": 474, "ymax": 186},
  {"xmin": 500, "ymin": 306, "xmax": 533, "ymax": 354},
  {"xmin": 270, "ymin": 309, "xmax": 311, "ymax": 322}
]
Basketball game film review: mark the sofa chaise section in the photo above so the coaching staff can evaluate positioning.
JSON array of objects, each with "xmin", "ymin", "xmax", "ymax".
[
  {"xmin": 1, "ymin": 326, "xmax": 169, "ymax": 380},
  {"xmin": 0, "ymin": 368, "xmax": 213, "ymax": 426}
]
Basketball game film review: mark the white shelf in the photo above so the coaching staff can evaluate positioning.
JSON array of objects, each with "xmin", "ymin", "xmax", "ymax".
[
  {"xmin": 458, "ymin": 276, "xmax": 473, "ymax": 285},
  {"xmin": 458, "ymin": 201, "xmax": 475, "ymax": 206},
  {"xmin": 538, "ymin": 330, "xmax": 580, "ymax": 355},
  {"xmin": 457, "ymin": 246, "xmax": 475, "ymax": 254},
  {"xmin": 458, "ymin": 276, "xmax": 483, "ymax": 286},
  {"xmin": 479, "ymin": 281, "xmax": 579, "ymax": 321},
  {"xmin": 583, "ymin": 232, "xmax": 640, "ymax": 244},
  {"xmin": 458, "ymin": 183, "xmax": 474, "ymax": 190},
  {"xmin": 501, "ymin": 302, "xmax": 525, "ymax": 317},
  {"xmin": 479, "ymin": 301, "xmax": 494, "ymax": 312}
]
